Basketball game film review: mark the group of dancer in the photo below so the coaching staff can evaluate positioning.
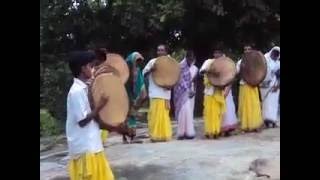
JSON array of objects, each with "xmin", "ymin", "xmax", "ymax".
[
  {"xmin": 65, "ymin": 43, "xmax": 280, "ymax": 180},
  {"xmin": 130, "ymin": 44, "xmax": 280, "ymax": 142}
]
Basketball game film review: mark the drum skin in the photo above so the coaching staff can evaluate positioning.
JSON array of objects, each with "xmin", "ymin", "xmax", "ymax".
[
  {"xmin": 151, "ymin": 56, "xmax": 180, "ymax": 88},
  {"xmin": 240, "ymin": 50, "xmax": 267, "ymax": 86},
  {"xmin": 91, "ymin": 73, "xmax": 129, "ymax": 127},
  {"xmin": 207, "ymin": 56, "xmax": 236, "ymax": 88}
]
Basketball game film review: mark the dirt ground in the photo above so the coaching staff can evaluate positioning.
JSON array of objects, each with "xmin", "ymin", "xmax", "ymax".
[{"xmin": 40, "ymin": 118, "xmax": 280, "ymax": 180}]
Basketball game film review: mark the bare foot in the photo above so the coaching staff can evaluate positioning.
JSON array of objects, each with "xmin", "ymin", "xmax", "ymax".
[
  {"xmin": 130, "ymin": 139, "xmax": 144, "ymax": 144},
  {"xmin": 136, "ymin": 134, "xmax": 149, "ymax": 139}
]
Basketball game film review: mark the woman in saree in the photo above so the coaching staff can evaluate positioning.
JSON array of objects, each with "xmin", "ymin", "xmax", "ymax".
[
  {"xmin": 173, "ymin": 50, "xmax": 197, "ymax": 140},
  {"xmin": 125, "ymin": 52, "xmax": 148, "ymax": 143}
]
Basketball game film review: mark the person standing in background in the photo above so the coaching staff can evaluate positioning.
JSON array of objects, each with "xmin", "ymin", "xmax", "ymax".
[
  {"xmin": 260, "ymin": 46, "xmax": 280, "ymax": 128},
  {"xmin": 189, "ymin": 52, "xmax": 199, "ymax": 126},
  {"xmin": 173, "ymin": 50, "xmax": 197, "ymax": 140},
  {"xmin": 125, "ymin": 51, "xmax": 148, "ymax": 143}
]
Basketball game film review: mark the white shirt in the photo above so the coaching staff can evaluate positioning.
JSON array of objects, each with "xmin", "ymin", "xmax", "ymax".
[
  {"xmin": 200, "ymin": 59, "xmax": 215, "ymax": 95},
  {"xmin": 261, "ymin": 58, "xmax": 280, "ymax": 88},
  {"xmin": 66, "ymin": 78, "xmax": 103, "ymax": 157},
  {"xmin": 142, "ymin": 58, "xmax": 171, "ymax": 100},
  {"xmin": 236, "ymin": 59, "xmax": 246, "ymax": 85},
  {"xmin": 189, "ymin": 64, "xmax": 198, "ymax": 92}
]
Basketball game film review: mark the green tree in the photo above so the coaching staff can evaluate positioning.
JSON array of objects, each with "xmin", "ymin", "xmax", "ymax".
[{"xmin": 40, "ymin": 0, "xmax": 280, "ymax": 125}]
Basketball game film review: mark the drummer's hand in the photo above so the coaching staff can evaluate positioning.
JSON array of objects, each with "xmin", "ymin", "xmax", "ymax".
[
  {"xmin": 163, "ymin": 86, "xmax": 171, "ymax": 90},
  {"xmin": 165, "ymin": 100, "xmax": 171, "ymax": 110},
  {"xmin": 86, "ymin": 78, "xmax": 94, "ymax": 86},
  {"xmin": 95, "ymin": 66, "xmax": 115, "ymax": 77},
  {"xmin": 99, "ymin": 122, "xmax": 117, "ymax": 132},
  {"xmin": 223, "ymin": 91, "xmax": 228, "ymax": 98},
  {"xmin": 132, "ymin": 103, "xmax": 140, "ymax": 110},
  {"xmin": 272, "ymin": 85, "xmax": 279, "ymax": 92},
  {"xmin": 150, "ymin": 66, "xmax": 156, "ymax": 72},
  {"xmin": 223, "ymin": 86, "xmax": 231, "ymax": 97},
  {"xmin": 113, "ymin": 123, "xmax": 128, "ymax": 134},
  {"xmin": 93, "ymin": 97, "xmax": 109, "ymax": 117}
]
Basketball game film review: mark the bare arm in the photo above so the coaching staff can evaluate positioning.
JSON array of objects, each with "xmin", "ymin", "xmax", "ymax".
[
  {"xmin": 223, "ymin": 85, "xmax": 232, "ymax": 98},
  {"xmin": 142, "ymin": 58, "xmax": 157, "ymax": 77},
  {"xmin": 199, "ymin": 59, "xmax": 213, "ymax": 75},
  {"xmin": 79, "ymin": 96, "xmax": 108, "ymax": 127},
  {"xmin": 133, "ymin": 87, "xmax": 148, "ymax": 109},
  {"xmin": 79, "ymin": 111, "xmax": 97, "ymax": 127}
]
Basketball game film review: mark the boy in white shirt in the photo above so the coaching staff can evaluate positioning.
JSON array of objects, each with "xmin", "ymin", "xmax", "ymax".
[{"xmin": 66, "ymin": 51, "xmax": 114, "ymax": 180}]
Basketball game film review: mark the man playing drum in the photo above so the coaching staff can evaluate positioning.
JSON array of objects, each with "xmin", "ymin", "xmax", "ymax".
[
  {"xmin": 200, "ymin": 44, "xmax": 237, "ymax": 139},
  {"xmin": 142, "ymin": 44, "xmax": 173, "ymax": 142},
  {"xmin": 237, "ymin": 50, "xmax": 265, "ymax": 132},
  {"xmin": 125, "ymin": 51, "xmax": 148, "ymax": 143}
]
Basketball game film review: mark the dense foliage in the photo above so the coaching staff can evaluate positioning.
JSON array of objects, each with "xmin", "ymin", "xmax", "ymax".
[{"xmin": 40, "ymin": 0, "xmax": 280, "ymax": 134}]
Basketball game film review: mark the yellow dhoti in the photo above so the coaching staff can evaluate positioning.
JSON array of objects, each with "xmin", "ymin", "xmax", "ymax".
[
  {"xmin": 148, "ymin": 98, "xmax": 172, "ymax": 141},
  {"xmin": 203, "ymin": 89, "xmax": 226, "ymax": 136},
  {"xmin": 101, "ymin": 130, "xmax": 108, "ymax": 144},
  {"xmin": 238, "ymin": 84, "xmax": 263, "ymax": 131},
  {"xmin": 68, "ymin": 151, "xmax": 114, "ymax": 180}
]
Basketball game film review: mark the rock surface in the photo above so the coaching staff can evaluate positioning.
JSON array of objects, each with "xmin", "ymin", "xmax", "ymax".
[{"xmin": 40, "ymin": 119, "xmax": 280, "ymax": 180}]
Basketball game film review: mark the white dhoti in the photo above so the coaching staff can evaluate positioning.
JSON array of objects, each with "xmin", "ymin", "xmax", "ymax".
[
  {"xmin": 189, "ymin": 64, "xmax": 198, "ymax": 115},
  {"xmin": 260, "ymin": 87, "xmax": 279, "ymax": 122},
  {"xmin": 190, "ymin": 95, "xmax": 195, "ymax": 116},
  {"xmin": 261, "ymin": 46, "xmax": 280, "ymax": 123},
  {"xmin": 222, "ymin": 90, "xmax": 238, "ymax": 131},
  {"xmin": 177, "ymin": 98, "xmax": 196, "ymax": 137}
]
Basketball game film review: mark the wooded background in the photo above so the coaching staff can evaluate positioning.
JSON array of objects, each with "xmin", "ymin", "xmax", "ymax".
[{"xmin": 40, "ymin": 0, "xmax": 280, "ymax": 135}]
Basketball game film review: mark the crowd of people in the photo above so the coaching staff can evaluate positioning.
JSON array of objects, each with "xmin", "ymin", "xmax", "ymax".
[
  {"xmin": 64, "ymin": 43, "xmax": 280, "ymax": 180},
  {"xmin": 139, "ymin": 44, "xmax": 280, "ymax": 141}
]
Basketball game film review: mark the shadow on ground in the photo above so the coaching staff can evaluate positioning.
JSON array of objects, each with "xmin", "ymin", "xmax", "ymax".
[{"xmin": 113, "ymin": 164, "xmax": 171, "ymax": 180}]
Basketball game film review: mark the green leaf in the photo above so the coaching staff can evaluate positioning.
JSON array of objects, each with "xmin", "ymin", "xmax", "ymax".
[{"xmin": 160, "ymin": 15, "xmax": 166, "ymax": 22}]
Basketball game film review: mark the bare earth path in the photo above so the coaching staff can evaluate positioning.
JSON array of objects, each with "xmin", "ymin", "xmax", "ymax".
[{"xmin": 40, "ymin": 118, "xmax": 280, "ymax": 180}]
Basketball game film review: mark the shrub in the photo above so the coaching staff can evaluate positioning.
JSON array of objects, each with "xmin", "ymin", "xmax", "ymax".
[{"xmin": 40, "ymin": 109, "xmax": 60, "ymax": 136}]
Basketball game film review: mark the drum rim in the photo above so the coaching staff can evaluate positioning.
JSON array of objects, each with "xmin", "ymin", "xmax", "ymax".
[
  {"xmin": 240, "ymin": 51, "xmax": 267, "ymax": 86},
  {"xmin": 106, "ymin": 53, "xmax": 130, "ymax": 84}
]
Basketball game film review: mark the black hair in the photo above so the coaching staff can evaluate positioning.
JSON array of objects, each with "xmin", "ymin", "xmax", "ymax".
[
  {"xmin": 213, "ymin": 42, "xmax": 225, "ymax": 53},
  {"xmin": 186, "ymin": 49, "xmax": 195, "ymax": 59},
  {"xmin": 68, "ymin": 51, "xmax": 96, "ymax": 77},
  {"xmin": 157, "ymin": 44, "xmax": 169, "ymax": 53},
  {"xmin": 94, "ymin": 48, "xmax": 107, "ymax": 61},
  {"xmin": 243, "ymin": 41, "xmax": 255, "ymax": 49}
]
